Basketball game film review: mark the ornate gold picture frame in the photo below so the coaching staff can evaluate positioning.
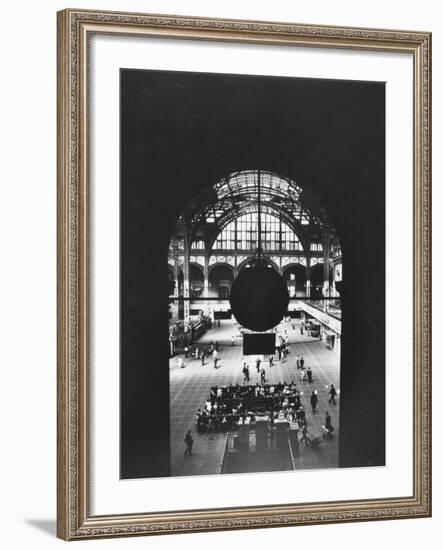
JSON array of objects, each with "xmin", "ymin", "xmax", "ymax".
[{"xmin": 57, "ymin": 8, "xmax": 431, "ymax": 540}]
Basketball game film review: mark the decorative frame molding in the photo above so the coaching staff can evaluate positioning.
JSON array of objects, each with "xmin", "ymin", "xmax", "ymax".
[{"xmin": 57, "ymin": 8, "xmax": 431, "ymax": 540}]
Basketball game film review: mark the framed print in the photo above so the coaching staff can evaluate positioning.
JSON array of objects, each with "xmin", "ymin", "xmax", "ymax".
[{"xmin": 57, "ymin": 8, "xmax": 432, "ymax": 540}]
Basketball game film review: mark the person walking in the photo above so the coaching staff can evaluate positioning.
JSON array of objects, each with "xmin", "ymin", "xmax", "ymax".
[
  {"xmin": 213, "ymin": 349, "xmax": 218, "ymax": 369},
  {"xmin": 300, "ymin": 355, "xmax": 305, "ymax": 369},
  {"xmin": 310, "ymin": 391, "xmax": 318, "ymax": 413},
  {"xmin": 307, "ymin": 367, "xmax": 313, "ymax": 383},
  {"xmin": 260, "ymin": 368, "xmax": 266, "ymax": 384},
  {"xmin": 201, "ymin": 349, "xmax": 206, "ymax": 366},
  {"xmin": 256, "ymin": 358, "xmax": 261, "ymax": 373},
  {"xmin": 328, "ymin": 384, "xmax": 337, "ymax": 405},
  {"xmin": 269, "ymin": 355, "xmax": 274, "ymax": 368},
  {"xmin": 184, "ymin": 430, "xmax": 193, "ymax": 456},
  {"xmin": 324, "ymin": 411, "xmax": 334, "ymax": 438},
  {"xmin": 242, "ymin": 363, "xmax": 248, "ymax": 382}
]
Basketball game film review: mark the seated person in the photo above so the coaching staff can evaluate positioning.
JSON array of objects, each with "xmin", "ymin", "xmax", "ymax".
[{"xmin": 296, "ymin": 407, "xmax": 306, "ymax": 422}]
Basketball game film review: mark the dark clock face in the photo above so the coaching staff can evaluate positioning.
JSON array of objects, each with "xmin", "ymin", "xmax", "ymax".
[{"xmin": 229, "ymin": 263, "xmax": 289, "ymax": 332}]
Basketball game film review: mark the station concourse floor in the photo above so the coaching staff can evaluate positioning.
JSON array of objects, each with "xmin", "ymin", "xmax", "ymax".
[{"xmin": 169, "ymin": 319, "xmax": 340, "ymax": 478}]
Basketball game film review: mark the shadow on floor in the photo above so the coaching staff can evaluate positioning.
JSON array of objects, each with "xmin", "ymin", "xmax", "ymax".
[{"xmin": 24, "ymin": 519, "xmax": 56, "ymax": 537}]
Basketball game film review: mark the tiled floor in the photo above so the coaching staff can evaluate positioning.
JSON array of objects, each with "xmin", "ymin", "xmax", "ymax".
[{"xmin": 170, "ymin": 319, "xmax": 340, "ymax": 477}]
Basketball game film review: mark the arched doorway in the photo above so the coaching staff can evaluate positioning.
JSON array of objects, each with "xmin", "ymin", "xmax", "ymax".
[
  {"xmin": 209, "ymin": 264, "xmax": 234, "ymax": 299},
  {"xmin": 283, "ymin": 264, "xmax": 307, "ymax": 297},
  {"xmin": 310, "ymin": 263, "xmax": 333, "ymax": 298},
  {"xmin": 189, "ymin": 263, "xmax": 204, "ymax": 298}
]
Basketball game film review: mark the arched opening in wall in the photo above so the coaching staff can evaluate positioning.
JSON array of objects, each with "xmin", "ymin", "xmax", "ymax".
[
  {"xmin": 208, "ymin": 264, "xmax": 234, "ymax": 300},
  {"xmin": 310, "ymin": 263, "xmax": 333, "ymax": 299},
  {"xmin": 189, "ymin": 264, "xmax": 204, "ymax": 298},
  {"xmin": 166, "ymin": 168, "xmax": 343, "ymax": 476},
  {"xmin": 283, "ymin": 264, "xmax": 307, "ymax": 298},
  {"xmin": 119, "ymin": 68, "xmax": 387, "ymax": 483}
]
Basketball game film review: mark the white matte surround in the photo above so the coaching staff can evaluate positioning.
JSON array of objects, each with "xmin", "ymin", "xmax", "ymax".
[{"xmin": 89, "ymin": 34, "xmax": 413, "ymax": 515}]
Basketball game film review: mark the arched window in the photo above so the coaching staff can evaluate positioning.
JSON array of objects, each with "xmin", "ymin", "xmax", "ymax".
[{"xmin": 212, "ymin": 213, "xmax": 302, "ymax": 252}]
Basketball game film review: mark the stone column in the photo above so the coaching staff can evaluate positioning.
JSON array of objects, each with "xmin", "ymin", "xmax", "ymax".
[
  {"xmin": 306, "ymin": 253, "xmax": 311, "ymax": 297},
  {"xmin": 203, "ymin": 250, "xmax": 209, "ymax": 315},
  {"xmin": 182, "ymin": 221, "xmax": 190, "ymax": 322},
  {"xmin": 169, "ymin": 240, "xmax": 179, "ymax": 324},
  {"xmin": 322, "ymin": 232, "xmax": 330, "ymax": 299},
  {"xmin": 171, "ymin": 263, "xmax": 179, "ymax": 324},
  {"xmin": 171, "ymin": 241, "xmax": 179, "ymax": 300},
  {"xmin": 330, "ymin": 261, "xmax": 337, "ymax": 298}
]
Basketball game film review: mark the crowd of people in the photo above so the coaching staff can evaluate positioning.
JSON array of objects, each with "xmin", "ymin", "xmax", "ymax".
[
  {"xmin": 192, "ymin": 381, "xmax": 337, "ymax": 446},
  {"xmin": 177, "ymin": 340, "xmax": 222, "ymax": 369}
]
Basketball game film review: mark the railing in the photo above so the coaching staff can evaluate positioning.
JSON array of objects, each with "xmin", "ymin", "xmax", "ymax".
[
  {"xmin": 287, "ymin": 431, "xmax": 297, "ymax": 471},
  {"xmin": 296, "ymin": 301, "xmax": 342, "ymax": 335},
  {"xmin": 219, "ymin": 434, "xmax": 230, "ymax": 475},
  {"xmin": 308, "ymin": 299, "xmax": 342, "ymax": 321}
]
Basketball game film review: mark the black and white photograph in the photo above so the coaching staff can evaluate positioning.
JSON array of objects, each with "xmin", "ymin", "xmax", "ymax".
[
  {"xmin": 120, "ymin": 69, "xmax": 385, "ymax": 480},
  {"xmin": 0, "ymin": 0, "xmax": 437, "ymax": 546}
]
